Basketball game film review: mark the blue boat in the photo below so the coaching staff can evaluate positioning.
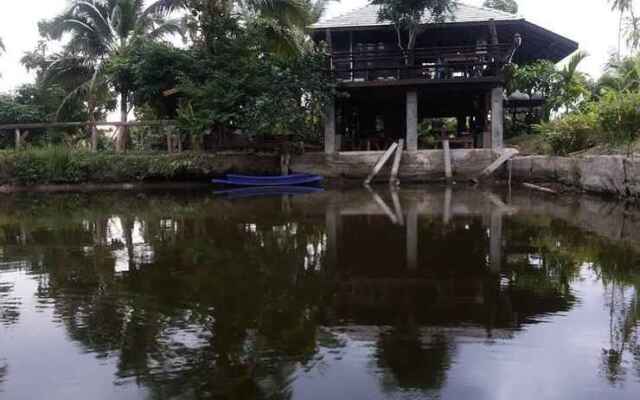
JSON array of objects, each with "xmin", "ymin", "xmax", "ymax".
[{"xmin": 212, "ymin": 173, "xmax": 323, "ymax": 187}]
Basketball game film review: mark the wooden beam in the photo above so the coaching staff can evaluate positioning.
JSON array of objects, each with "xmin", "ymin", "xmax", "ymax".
[
  {"xmin": 390, "ymin": 139, "xmax": 404, "ymax": 186},
  {"xmin": 0, "ymin": 120, "xmax": 176, "ymax": 131},
  {"xmin": 14, "ymin": 128, "xmax": 21, "ymax": 150},
  {"xmin": 473, "ymin": 148, "xmax": 519, "ymax": 182},
  {"xmin": 364, "ymin": 142, "xmax": 399, "ymax": 186}
]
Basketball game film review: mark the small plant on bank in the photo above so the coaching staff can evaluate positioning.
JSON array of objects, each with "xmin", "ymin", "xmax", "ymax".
[{"xmin": 536, "ymin": 105, "xmax": 599, "ymax": 155}]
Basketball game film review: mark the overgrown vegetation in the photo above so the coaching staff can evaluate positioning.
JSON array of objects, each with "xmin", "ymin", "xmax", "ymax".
[
  {"xmin": 524, "ymin": 55, "xmax": 640, "ymax": 155},
  {"xmin": 0, "ymin": 147, "xmax": 278, "ymax": 185}
]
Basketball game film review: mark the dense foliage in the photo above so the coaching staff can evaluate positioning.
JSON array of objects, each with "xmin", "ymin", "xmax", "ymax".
[
  {"xmin": 535, "ymin": 86, "xmax": 640, "ymax": 155},
  {"xmin": 508, "ymin": 51, "xmax": 591, "ymax": 120}
]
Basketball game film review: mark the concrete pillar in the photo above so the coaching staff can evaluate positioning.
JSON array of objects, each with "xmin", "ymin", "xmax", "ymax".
[
  {"xmin": 324, "ymin": 97, "xmax": 337, "ymax": 154},
  {"xmin": 491, "ymin": 87, "xmax": 504, "ymax": 150},
  {"xmin": 406, "ymin": 90, "xmax": 418, "ymax": 152}
]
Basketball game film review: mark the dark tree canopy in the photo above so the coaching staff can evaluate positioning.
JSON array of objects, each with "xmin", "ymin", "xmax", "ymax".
[{"xmin": 483, "ymin": 0, "xmax": 519, "ymax": 14}]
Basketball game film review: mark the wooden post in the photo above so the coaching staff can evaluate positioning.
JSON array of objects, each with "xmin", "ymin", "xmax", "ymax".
[
  {"xmin": 91, "ymin": 124, "xmax": 98, "ymax": 152},
  {"xmin": 390, "ymin": 139, "xmax": 404, "ymax": 186},
  {"xmin": 443, "ymin": 136, "xmax": 453, "ymax": 181},
  {"xmin": 365, "ymin": 142, "xmax": 399, "ymax": 186},
  {"xmin": 280, "ymin": 153, "xmax": 291, "ymax": 176},
  {"xmin": 406, "ymin": 91, "xmax": 418, "ymax": 152},
  {"xmin": 324, "ymin": 97, "xmax": 337, "ymax": 154},
  {"xmin": 14, "ymin": 128, "xmax": 21, "ymax": 150},
  {"xmin": 166, "ymin": 127, "xmax": 173, "ymax": 153},
  {"xmin": 491, "ymin": 87, "xmax": 504, "ymax": 150}
]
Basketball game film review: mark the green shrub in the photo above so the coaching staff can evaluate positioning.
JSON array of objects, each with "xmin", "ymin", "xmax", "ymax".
[
  {"xmin": 597, "ymin": 90, "xmax": 640, "ymax": 143},
  {"xmin": 537, "ymin": 107, "xmax": 599, "ymax": 155},
  {"xmin": 0, "ymin": 149, "xmax": 278, "ymax": 186}
]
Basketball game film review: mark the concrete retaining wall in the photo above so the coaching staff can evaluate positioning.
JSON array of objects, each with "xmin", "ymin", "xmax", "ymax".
[
  {"xmin": 292, "ymin": 149, "xmax": 499, "ymax": 182},
  {"xmin": 510, "ymin": 155, "xmax": 640, "ymax": 197}
]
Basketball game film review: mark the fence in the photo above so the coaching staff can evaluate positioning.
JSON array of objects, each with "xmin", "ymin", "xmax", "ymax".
[{"xmin": 0, "ymin": 120, "xmax": 178, "ymax": 152}]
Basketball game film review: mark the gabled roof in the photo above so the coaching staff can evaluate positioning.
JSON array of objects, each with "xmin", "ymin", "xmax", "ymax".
[{"xmin": 311, "ymin": 3, "xmax": 519, "ymax": 30}]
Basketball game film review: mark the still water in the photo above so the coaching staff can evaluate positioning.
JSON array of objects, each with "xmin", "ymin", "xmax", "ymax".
[{"xmin": 1, "ymin": 187, "xmax": 640, "ymax": 400}]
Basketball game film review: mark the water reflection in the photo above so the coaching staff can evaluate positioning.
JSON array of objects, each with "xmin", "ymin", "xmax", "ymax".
[{"xmin": 0, "ymin": 189, "xmax": 639, "ymax": 399}]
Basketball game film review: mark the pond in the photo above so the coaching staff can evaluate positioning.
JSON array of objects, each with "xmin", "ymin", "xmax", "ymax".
[{"xmin": 0, "ymin": 187, "xmax": 640, "ymax": 400}]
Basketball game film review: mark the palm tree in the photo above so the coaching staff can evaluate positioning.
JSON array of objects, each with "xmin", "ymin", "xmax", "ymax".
[
  {"xmin": 609, "ymin": 0, "xmax": 634, "ymax": 58},
  {"xmin": 154, "ymin": 0, "xmax": 324, "ymax": 53},
  {"xmin": 40, "ymin": 0, "xmax": 185, "ymax": 152},
  {"xmin": 557, "ymin": 50, "xmax": 590, "ymax": 112},
  {"xmin": 597, "ymin": 55, "xmax": 640, "ymax": 93}
]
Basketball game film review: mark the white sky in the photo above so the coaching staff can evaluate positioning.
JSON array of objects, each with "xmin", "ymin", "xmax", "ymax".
[{"xmin": 0, "ymin": 0, "xmax": 626, "ymax": 93}]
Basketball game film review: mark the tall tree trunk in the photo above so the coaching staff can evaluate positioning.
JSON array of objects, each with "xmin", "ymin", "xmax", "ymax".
[
  {"xmin": 619, "ymin": 9, "xmax": 624, "ymax": 59},
  {"xmin": 89, "ymin": 96, "xmax": 98, "ymax": 152},
  {"xmin": 117, "ymin": 92, "xmax": 128, "ymax": 153}
]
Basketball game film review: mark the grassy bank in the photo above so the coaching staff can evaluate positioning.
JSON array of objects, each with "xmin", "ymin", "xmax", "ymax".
[
  {"xmin": 507, "ymin": 135, "xmax": 640, "ymax": 156},
  {"xmin": 0, "ymin": 148, "xmax": 279, "ymax": 186}
]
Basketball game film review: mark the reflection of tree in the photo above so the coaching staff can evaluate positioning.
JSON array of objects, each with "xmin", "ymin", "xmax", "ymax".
[
  {"xmin": 591, "ymin": 246, "xmax": 640, "ymax": 384},
  {"xmin": 509, "ymin": 218, "xmax": 640, "ymax": 384},
  {"xmin": 11, "ymin": 196, "xmax": 330, "ymax": 399},
  {"xmin": 0, "ymin": 281, "xmax": 20, "ymax": 326},
  {"xmin": 376, "ymin": 326, "xmax": 453, "ymax": 393},
  {"xmin": 0, "ymin": 361, "xmax": 7, "ymax": 391}
]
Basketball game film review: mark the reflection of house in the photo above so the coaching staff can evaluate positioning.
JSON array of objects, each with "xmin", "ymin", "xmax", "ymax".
[
  {"xmin": 311, "ymin": 4, "xmax": 577, "ymax": 152},
  {"xmin": 323, "ymin": 192, "xmax": 574, "ymax": 330}
]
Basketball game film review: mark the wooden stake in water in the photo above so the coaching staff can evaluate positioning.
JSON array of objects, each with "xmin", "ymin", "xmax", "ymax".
[
  {"xmin": 364, "ymin": 142, "xmax": 399, "ymax": 186},
  {"xmin": 390, "ymin": 139, "xmax": 404, "ymax": 187}
]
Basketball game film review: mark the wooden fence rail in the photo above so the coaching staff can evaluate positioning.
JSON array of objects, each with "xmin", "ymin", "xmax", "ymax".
[{"xmin": 0, "ymin": 120, "xmax": 177, "ymax": 152}]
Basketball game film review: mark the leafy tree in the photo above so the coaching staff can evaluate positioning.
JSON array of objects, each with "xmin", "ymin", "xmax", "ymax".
[
  {"xmin": 597, "ymin": 54, "xmax": 640, "ymax": 93},
  {"xmin": 509, "ymin": 51, "xmax": 590, "ymax": 120},
  {"xmin": 38, "ymin": 0, "xmax": 185, "ymax": 152},
  {"xmin": 156, "ymin": 0, "xmax": 318, "ymax": 54},
  {"xmin": 609, "ymin": 0, "xmax": 634, "ymax": 56},
  {"xmin": 371, "ymin": 0, "xmax": 456, "ymax": 50},
  {"xmin": 141, "ymin": 15, "xmax": 334, "ymax": 146},
  {"xmin": 482, "ymin": 0, "xmax": 518, "ymax": 14}
]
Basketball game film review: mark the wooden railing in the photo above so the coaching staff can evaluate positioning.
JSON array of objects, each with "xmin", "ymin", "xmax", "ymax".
[{"xmin": 329, "ymin": 43, "xmax": 512, "ymax": 83}]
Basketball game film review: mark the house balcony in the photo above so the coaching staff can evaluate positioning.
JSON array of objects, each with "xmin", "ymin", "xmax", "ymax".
[{"xmin": 329, "ymin": 44, "xmax": 513, "ymax": 88}]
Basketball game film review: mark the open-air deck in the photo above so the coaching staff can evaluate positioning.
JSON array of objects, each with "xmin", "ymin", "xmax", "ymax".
[{"xmin": 330, "ymin": 43, "xmax": 514, "ymax": 86}]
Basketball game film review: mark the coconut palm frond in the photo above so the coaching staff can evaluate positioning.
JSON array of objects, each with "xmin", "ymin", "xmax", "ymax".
[
  {"xmin": 143, "ymin": 0, "xmax": 187, "ymax": 17},
  {"xmin": 146, "ymin": 18, "xmax": 187, "ymax": 41},
  {"xmin": 561, "ymin": 51, "xmax": 588, "ymax": 83},
  {"xmin": 246, "ymin": 0, "xmax": 310, "ymax": 29}
]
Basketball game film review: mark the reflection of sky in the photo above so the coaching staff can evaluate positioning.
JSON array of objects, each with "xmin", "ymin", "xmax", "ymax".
[
  {"xmin": 106, "ymin": 217, "xmax": 153, "ymax": 274},
  {"xmin": 290, "ymin": 269, "xmax": 640, "ymax": 400},
  {"xmin": 0, "ymin": 270, "xmax": 147, "ymax": 400}
]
